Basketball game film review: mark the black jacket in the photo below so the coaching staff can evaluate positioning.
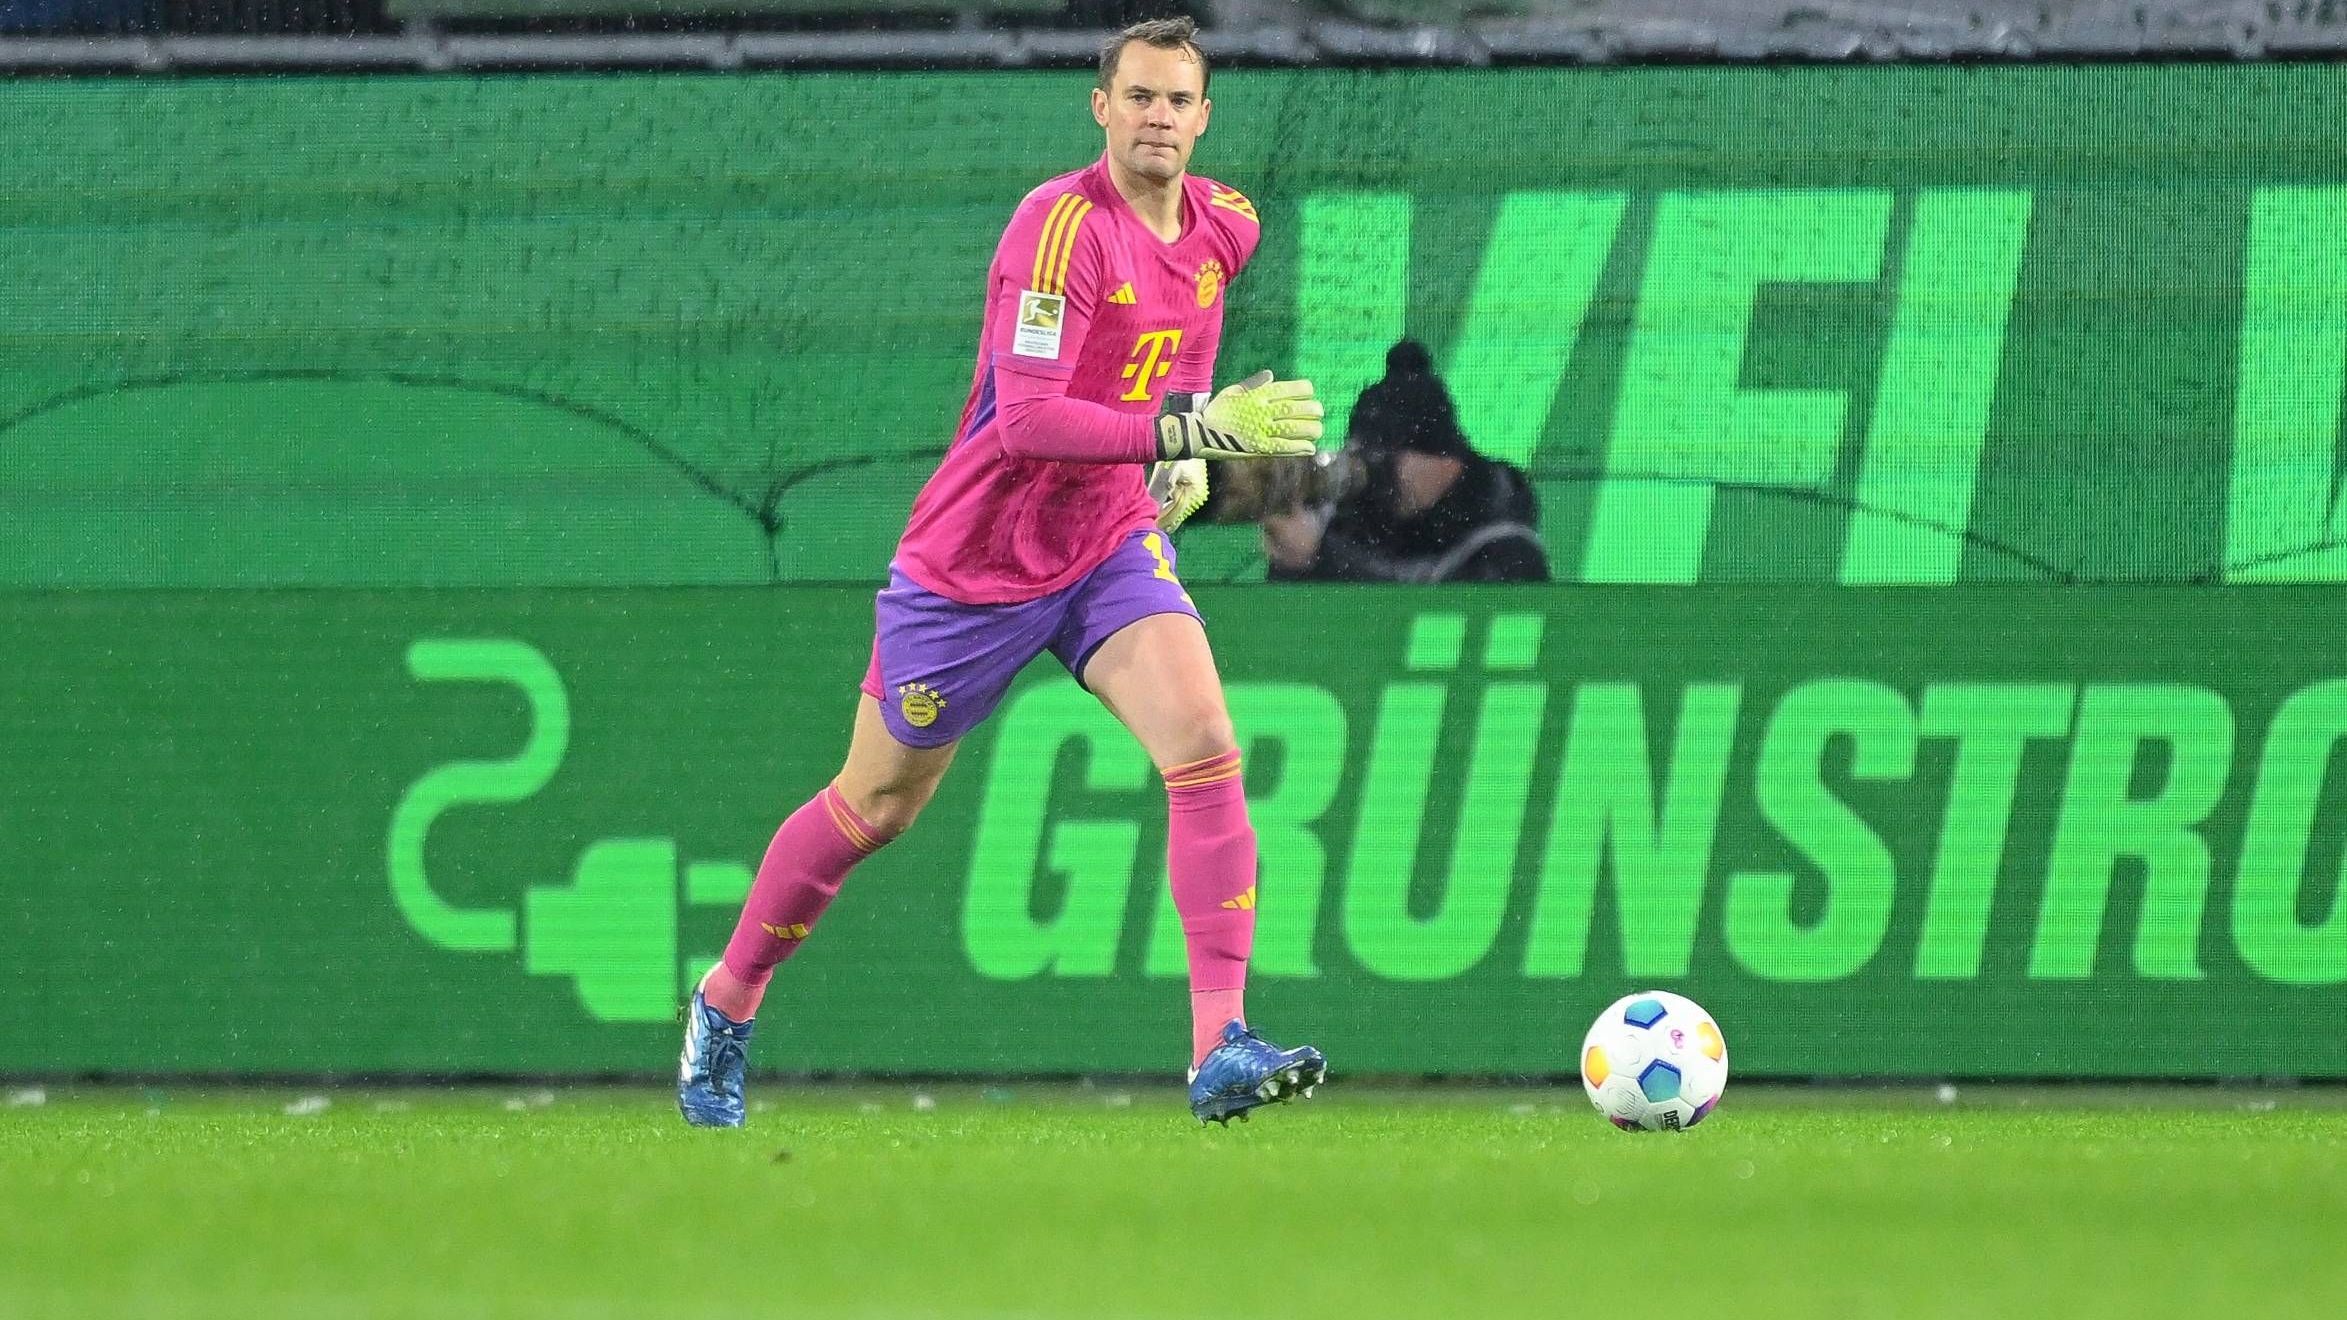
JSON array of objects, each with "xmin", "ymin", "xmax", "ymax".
[{"xmin": 1273, "ymin": 456, "xmax": 1550, "ymax": 583}]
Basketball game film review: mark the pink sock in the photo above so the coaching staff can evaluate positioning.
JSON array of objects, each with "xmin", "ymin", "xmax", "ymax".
[
  {"xmin": 712, "ymin": 783, "xmax": 893, "ymax": 1018},
  {"xmin": 1163, "ymin": 751, "xmax": 1257, "ymax": 1066}
]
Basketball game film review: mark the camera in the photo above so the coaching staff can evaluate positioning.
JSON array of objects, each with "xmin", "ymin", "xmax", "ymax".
[{"xmin": 1201, "ymin": 446, "xmax": 1379, "ymax": 523}]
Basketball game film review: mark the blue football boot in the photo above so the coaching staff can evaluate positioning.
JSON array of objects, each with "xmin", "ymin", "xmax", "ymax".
[
  {"xmin": 1188, "ymin": 1020, "xmax": 1328, "ymax": 1125},
  {"xmin": 676, "ymin": 989, "xmax": 755, "ymax": 1129}
]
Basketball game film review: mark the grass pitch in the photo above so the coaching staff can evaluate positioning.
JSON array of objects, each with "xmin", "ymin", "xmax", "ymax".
[{"xmin": 4, "ymin": 1084, "xmax": 2343, "ymax": 1319}]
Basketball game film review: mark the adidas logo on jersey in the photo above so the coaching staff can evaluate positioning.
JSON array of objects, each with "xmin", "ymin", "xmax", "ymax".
[{"xmin": 1108, "ymin": 282, "xmax": 1138, "ymax": 305}]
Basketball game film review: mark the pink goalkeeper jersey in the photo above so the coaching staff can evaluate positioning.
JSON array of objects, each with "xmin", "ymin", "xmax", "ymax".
[{"xmin": 893, "ymin": 157, "xmax": 1263, "ymax": 604}]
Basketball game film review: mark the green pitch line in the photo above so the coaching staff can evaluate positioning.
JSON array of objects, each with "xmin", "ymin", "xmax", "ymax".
[{"xmin": 4, "ymin": 1086, "xmax": 2343, "ymax": 1320}]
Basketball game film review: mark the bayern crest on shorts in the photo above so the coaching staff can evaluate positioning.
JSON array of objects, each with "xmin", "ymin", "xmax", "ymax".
[{"xmin": 897, "ymin": 682, "xmax": 946, "ymax": 729}]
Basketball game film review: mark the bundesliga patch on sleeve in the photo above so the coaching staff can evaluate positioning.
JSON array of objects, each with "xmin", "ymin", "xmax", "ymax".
[{"xmin": 1012, "ymin": 290, "xmax": 1067, "ymax": 359}]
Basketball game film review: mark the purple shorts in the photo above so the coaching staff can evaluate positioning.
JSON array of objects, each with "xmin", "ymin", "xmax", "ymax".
[{"xmin": 859, "ymin": 528, "xmax": 1199, "ymax": 747}]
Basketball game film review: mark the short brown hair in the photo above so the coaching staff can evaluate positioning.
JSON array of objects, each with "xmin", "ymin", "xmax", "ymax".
[{"xmin": 1098, "ymin": 16, "xmax": 1210, "ymax": 96}]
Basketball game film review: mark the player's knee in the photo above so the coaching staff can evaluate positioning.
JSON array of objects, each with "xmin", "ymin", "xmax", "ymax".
[
  {"xmin": 846, "ymin": 777, "xmax": 937, "ymax": 838},
  {"xmin": 1161, "ymin": 720, "xmax": 1238, "ymax": 774}
]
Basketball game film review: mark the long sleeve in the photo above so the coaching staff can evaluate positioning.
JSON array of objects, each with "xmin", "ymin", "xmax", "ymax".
[{"xmin": 993, "ymin": 359, "xmax": 1159, "ymax": 463}]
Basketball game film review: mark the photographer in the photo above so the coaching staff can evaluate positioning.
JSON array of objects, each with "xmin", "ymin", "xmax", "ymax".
[{"xmin": 1259, "ymin": 341, "xmax": 1549, "ymax": 583}]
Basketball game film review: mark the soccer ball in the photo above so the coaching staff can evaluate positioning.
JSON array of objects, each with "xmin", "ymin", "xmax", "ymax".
[{"xmin": 1581, "ymin": 991, "xmax": 1727, "ymax": 1132}]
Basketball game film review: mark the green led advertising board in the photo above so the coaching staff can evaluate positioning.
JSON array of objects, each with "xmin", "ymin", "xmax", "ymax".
[{"xmin": 5, "ymin": 588, "xmax": 2345, "ymax": 1077}]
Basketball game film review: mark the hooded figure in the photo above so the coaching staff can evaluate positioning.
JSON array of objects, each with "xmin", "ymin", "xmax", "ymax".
[{"xmin": 1264, "ymin": 340, "xmax": 1549, "ymax": 583}]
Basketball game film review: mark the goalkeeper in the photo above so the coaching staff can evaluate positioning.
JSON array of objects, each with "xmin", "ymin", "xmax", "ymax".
[{"xmin": 679, "ymin": 17, "xmax": 1328, "ymax": 1129}]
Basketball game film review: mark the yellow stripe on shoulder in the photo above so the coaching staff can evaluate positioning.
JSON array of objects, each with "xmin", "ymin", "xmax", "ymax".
[
  {"xmin": 1032, "ymin": 194, "xmax": 1084, "ymax": 294},
  {"xmin": 1045, "ymin": 197, "xmax": 1093, "ymax": 295},
  {"xmin": 1208, "ymin": 185, "xmax": 1259, "ymax": 224}
]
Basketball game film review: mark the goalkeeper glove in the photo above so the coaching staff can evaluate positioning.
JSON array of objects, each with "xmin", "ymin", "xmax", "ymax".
[
  {"xmin": 1148, "ymin": 389, "xmax": 1210, "ymax": 532},
  {"xmin": 1148, "ymin": 459, "xmax": 1209, "ymax": 533},
  {"xmin": 1154, "ymin": 371, "xmax": 1323, "ymax": 461}
]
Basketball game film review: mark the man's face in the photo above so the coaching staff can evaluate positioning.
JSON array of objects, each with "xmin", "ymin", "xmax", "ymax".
[
  {"xmin": 1391, "ymin": 449, "xmax": 1462, "ymax": 518},
  {"xmin": 1092, "ymin": 42, "xmax": 1211, "ymax": 184}
]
